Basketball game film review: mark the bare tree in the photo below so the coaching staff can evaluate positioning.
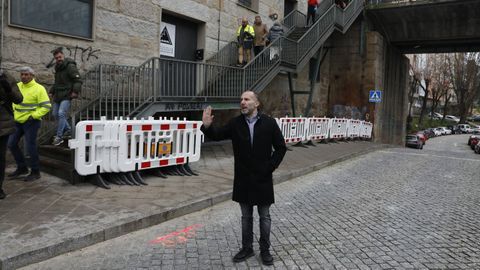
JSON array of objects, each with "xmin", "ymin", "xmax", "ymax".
[
  {"xmin": 428, "ymin": 54, "xmax": 450, "ymax": 119},
  {"xmin": 410, "ymin": 55, "xmax": 431, "ymax": 125},
  {"xmin": 447, "ymin": 53, "xmax": 480, "ymax": 123}
]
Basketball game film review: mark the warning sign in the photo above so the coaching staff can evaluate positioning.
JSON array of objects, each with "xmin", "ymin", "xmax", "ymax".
[{"xmin": 160, "ymin": 22, "xmax": 176, "ymax": 57}]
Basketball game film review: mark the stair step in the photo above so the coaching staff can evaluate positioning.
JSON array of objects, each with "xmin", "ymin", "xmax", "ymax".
[
  {"xmin": 39, "ymin": 155, "xmax": 82, "ymax": 184},
  {"xmin": 39, "ymin": 144, "xmax": 72, "ymax": 161}
]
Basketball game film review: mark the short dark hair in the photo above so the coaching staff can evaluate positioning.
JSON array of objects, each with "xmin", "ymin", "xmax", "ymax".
[{"xmin": 52, "ymin": 47, "xmax": 64, "ymax": 56}]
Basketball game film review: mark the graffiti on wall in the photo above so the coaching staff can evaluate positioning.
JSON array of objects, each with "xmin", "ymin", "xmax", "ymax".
[
  {"xmin": 331, "ymin": 104, "xmax": 367, "ymax": 120},
  {"xmin": 46, "ymin": 45, "xmax": 101, "ymax": 68}
]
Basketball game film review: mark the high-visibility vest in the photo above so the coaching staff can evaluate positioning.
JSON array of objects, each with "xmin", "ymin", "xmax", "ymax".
[
  {"xmin": 236, "ymin": 24, "xmax": 255, "ymax": 40},
  {"xmin": 14, "ymin": 79, "xmax": 51, "ymax": 123}
]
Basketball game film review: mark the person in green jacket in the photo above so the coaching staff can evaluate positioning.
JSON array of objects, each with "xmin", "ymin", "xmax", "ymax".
[
  {"xmin": 49, "ymin": 48, "xmax": 82, "ymax": 146},
  {"xmin": 8, "ymin": 67, "xmax": 51, "ymax": 181}
]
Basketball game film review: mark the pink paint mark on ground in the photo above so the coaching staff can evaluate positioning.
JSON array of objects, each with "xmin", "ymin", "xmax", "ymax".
[{"xmin": 149, "ymin": 224, "xmax": 203, "ymax": 246}]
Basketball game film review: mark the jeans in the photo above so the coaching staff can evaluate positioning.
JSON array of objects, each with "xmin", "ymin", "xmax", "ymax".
[
  {"xmin": 8, "ymin": 119, "xmax": 41, "ymax": 171},
  {"xmin": 240, "ymin": 203, "xmax": 272, "ymax": 251},
  {"xmin": 0, "ymin": 135, "xmax": 8, "ymax": 189},
  {"xmin": 254, "ymin": 46, "xmax": 264, "ymax": 56},
  {"xmin": 52, "ymin": 99, "xmax": 71, "ymax": 138}
]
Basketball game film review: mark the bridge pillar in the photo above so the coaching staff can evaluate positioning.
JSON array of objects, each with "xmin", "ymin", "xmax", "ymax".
[
  {"xmin": 328, "ymin": 18, "xmax": 408, "ymax": 145},
  {"xmin": 374, "ymin": 42, "xmax": 409, "ymax": 145}
]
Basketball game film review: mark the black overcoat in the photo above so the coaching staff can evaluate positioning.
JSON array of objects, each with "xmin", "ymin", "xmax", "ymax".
[{"xmin": 201, "ymin": 113, "xmax": 287, "ymax": 205}]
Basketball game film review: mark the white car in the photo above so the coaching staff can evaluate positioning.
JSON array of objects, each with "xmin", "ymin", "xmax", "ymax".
[
  {"xmin": 434, "ymin": 128, "xmax": 444, "ymax": 136},
  {"xmin": 439, "ymin": 127, "xmax": 452, "ymax": 135},
  {"xmin": 428, "ymin": 112, "xmax": 442, "ymax": 120},
  {"xmin": 457, "ymin": 124, "xmax": 473, "ymax": 134},
  {"xmin": 471, "ymin": 124, "xmax": 480, "ymax": 134},
  {"xmin": 445, "ymin": 115, "xmax": 460, "ymax": 123}
]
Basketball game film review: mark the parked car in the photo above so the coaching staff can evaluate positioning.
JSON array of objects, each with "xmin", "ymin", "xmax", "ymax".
[
  {"xmin": 445, "ymin": 115, "xmax": 460, "ymax": 123},
  {"xmin": 475, "ymin": 143, "xmax": 480, "ymax": 154},
  {"xmin": 424, "ymin": 128, "xmax": 436, "ymax": 138},
  {"xmin": 467, "ymin": 115, "xmax": 480, "ymax": 122},
  {"xmin": 427, "ymin": 128, "xmax": 441, "ymax": 136},
  {"xmin": 467, "ymin": 135, "xmax": 479, "ymax": 150},
  {"xmin": 470, "ymin": 124, "xmax": 480, "ymax": 134},
  {"xmin": 416, "ymin": 132, "xmax": 427, "ymax": 145},
  {"xmin": 406, "ymin": 135, "xmax": 423, "ymax": 149},
  {"xmin": 458, "ymin": 124, "xmax": 473, "ymax": 134},
  {"xmin": 439, "ymin": 127, "xmax": 452, "ymax": 135},
  {"xmin": 447, "ymin": 125, "xmax": 459, "ymax": 134},
  {"xmin": 428, "ymin": 112, "xmax": 442, "ymax": 120},
  {"xmin": 435, "ymin": 127, "xmax": 446, "ymax": 135}
]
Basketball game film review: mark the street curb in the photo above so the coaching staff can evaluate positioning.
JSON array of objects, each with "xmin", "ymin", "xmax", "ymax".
[{"xmin": 0, "ymin": 144, "xmax": 388, "ymax": 270}]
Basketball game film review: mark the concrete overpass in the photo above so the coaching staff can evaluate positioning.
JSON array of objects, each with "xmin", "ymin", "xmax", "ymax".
[{"xmin": 366, "ymin": 0, "xmax": 480, "ymax": 53}]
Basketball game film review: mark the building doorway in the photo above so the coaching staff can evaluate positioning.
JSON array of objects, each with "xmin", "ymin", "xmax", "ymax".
[{"xmin": 284, "ymin": 0, "xmax": 297, "ymax": 17}]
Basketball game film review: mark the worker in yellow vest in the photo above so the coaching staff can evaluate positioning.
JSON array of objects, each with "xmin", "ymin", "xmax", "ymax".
[
  {"xmin": 8, "ymin": 67, "xmax": 51, "ymax": 181},
  {"xmin": 236, "ymin": 17, "xmax": 255, "ymax": 66}
]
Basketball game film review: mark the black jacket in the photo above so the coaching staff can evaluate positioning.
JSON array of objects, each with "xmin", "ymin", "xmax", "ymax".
[
  {"xmin": 201, "ymin": 113, "xmax": 287, "ymax": 205},
  {"xmin": 0, "ymin": 76, "xmax": 23, "ymax": 137},
  {"xmin": 51, "ymin": 58, "xmax": 82, "ymax": 102}
]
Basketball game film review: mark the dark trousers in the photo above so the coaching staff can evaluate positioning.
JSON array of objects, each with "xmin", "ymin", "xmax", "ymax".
[
  {"xmin": 240, "ymin": 203, "xmax": 272, "ymax": 251},
  {"xmin": 254, "ymin": 46, "xmax": 264, "ymax": 56},
  {"xmin": 307, "ymin": 6, "xmax": 316, "ymax": 26},
  {"xmin": 8, "ymin": 119, "xmax": 41, "ymax": 171},
  {"xmin": 0, "ymin": 135, "xmax": 8, "ymax": 189}
]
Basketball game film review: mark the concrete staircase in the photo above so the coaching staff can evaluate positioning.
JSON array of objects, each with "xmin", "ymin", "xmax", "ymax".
[{"xmin": 38, "ymin": 0, "xmax": 364, "ymax": 184}]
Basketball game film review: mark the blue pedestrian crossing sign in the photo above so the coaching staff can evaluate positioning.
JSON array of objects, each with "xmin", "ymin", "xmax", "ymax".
[{"xmin": 369, "ymin": 90, "xmax": 382, "ymax": 103}]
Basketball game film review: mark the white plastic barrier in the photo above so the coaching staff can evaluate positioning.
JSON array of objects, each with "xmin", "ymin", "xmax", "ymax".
[
  {"xmin": 69, "ymin": 117, "xmax": 203, "ymax": 176},
  {"xmin": 276, "ymin": 117, "xmax": 308, "ymax": 144},
  {"xmin": 347, "ymin": 119, "xmax": 362, "ymax": 139},
  {"xmin": 305, "ymin": 117, "xmax": 331, "ymax": 141},
  {"xmin": 68, "ymin": 120, "xmax": 108, "ymax": 176},
  {"xmin": 329, "ymin": 118, "xmax": 348, "ymax": 139},
  {"xmin": 360, "ymin": 121, "xmax": 373, "ymax": 139}
]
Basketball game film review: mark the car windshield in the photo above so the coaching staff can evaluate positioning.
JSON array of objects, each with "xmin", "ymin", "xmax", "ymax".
[{"xmin": 407, "ymin": 136, "xmax": 417, "ymax": 140}]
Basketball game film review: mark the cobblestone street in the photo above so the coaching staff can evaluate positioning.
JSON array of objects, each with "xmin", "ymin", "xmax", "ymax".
[{"xmin": 22, "ymin": 135, "xmax": 480, "ymax": 269}]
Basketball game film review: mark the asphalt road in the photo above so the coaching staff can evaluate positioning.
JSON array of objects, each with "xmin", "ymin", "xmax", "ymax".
[{"xmin": 22, "ymin": 134, "xmax": 480, "ymax": 270}]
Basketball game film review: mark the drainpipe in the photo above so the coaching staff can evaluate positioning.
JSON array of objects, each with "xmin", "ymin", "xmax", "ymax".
[
  {"xmin": 0, "ymin": 0, "xmax": 4, "ymax": 68},
  {"xmin": 217, "ymin": 0, "xmax": 221, "ymax": 52}
]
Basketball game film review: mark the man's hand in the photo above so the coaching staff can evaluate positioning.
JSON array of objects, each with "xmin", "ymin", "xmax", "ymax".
[{"xmin": 202, "ymin": 106, "xmax": 214, "ymax": 128}]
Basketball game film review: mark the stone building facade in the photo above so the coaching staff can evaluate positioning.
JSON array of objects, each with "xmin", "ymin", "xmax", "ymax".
[{"xmin": 0, "ymin": 0, "xmax": 306, "ymax": 84}]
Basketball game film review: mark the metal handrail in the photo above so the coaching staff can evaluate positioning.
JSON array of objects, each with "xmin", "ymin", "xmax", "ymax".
[
  {"xmin": 205, "ymin": 9, "xmax": 304, "ymax": 67},
  {"xmin": 38, "ymin": 0, "xmax": 364, "ymax": 144},
  {"xmin": 37, "ymin": 63, "xmax": 136, "ymax": 143}
]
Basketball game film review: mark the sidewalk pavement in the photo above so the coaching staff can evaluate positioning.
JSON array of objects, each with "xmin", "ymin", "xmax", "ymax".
[{"xmin": 0, "ymin": 140, "xmax": 387, "ymax": 270}]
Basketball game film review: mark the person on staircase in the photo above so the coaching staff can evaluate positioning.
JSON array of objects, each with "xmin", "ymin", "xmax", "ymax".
[
  {"xmin": 253, "ymin": 16, "xmax": 268, "ymax": 57},
  {"xmin": 236, "ymin": 17, "xmax": 255, "ymax": 66},
  {"xmin": 49, "ymin": 48, "xmax": 82, "ymax": 146},
  {"xmin": 267, "ymin": 21, "xmax": 285, "ymax": 60},
  {"xmin": 0, "ymin": 70, "xmax": 23, "ymax": 199},
  {"xmin": 8, "ymin": 67, "xmax": 51, "ymax": 182},
  {"xmin": 306, "ymin": 0, "xmax": 320, "ymax": 27}
]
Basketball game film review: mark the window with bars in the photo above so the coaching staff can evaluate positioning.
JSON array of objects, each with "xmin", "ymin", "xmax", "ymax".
[
  {"xmin": 237, "ymin": 0, "xmax": 258, "ymax": 11},
  {"xmin": 9, "ymin": 0, "xmax": 94, "ymax": 39}
]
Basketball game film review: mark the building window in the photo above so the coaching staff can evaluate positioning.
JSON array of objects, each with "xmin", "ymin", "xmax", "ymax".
[
  {"xmin": 237, "ymin": 0, "xmax": 258, "ymax": 11},
  {"xmin": 9, "ymin": 0, "xmax": 94, "ymax": 40},
  {"xmin": 238, "ymin": 0, "xmax": 252, "ymax": 7}
]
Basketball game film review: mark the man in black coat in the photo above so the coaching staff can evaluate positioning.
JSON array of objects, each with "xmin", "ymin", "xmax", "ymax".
[
  {"xmin": 0, "ymin": 71, "xmax": 23, "ymax": 199},
  {"xmin": 201, "ymin": 90, "xmax": 287, "ymax": 265}
]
